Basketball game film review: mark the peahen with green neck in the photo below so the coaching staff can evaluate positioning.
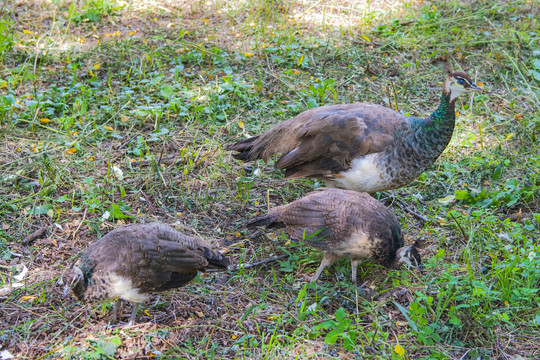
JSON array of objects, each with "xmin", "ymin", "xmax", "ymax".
[{"xmin": 227, "ymin": 71, "xmax": 481, "ymax": 192}]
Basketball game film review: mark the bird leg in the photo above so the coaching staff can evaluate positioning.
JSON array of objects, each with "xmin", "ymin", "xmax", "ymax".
[
  {"xmin": 310, "ymin": 254, "xmax": 337, "ymax": 283},
  {"xmin": 127, "ymin": 302, "xmax": 139, "ymax": 326},
  {"xmin": 351, "ymin": 260, "xmax": 360, "ymax": 284},
  {"xmin": 112, "ymin": 299, "xmax": 124, "ymax": 324}
]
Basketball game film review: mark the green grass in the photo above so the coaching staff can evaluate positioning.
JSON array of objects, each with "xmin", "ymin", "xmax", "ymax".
[{"xmin": 1, "ymin": 0, "xmax": 540, "ymax": 358}]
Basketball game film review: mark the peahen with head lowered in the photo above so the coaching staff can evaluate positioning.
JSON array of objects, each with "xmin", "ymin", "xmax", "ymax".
[
  {"xmin": 248, "ymin": 188, "xmax": 423, "ymax": 283},
  {"xmin": 228, "ymin": 71, "xmax": 481, "ymax": 192},
  {"xmin": 61, "ymin": 223, "xmax": 230, "ymax": 326}
]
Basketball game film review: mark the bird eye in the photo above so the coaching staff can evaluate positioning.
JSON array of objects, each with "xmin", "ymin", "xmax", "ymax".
[{"xmin": 457, "ymin": 78, "xmax": 465, "ymax": 85}]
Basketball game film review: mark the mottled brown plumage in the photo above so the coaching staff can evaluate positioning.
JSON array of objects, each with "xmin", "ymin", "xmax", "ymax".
[
  {"xmin": 62, "ymin": 223, "xmax": 230, "ymax": 325},
  {"xmin": 228, "ymin": 72, "xmax": 481, "ymax": 192},
  {"xmin": 248, "ymin": 188, "xmax": 422, "ymax": 283}
]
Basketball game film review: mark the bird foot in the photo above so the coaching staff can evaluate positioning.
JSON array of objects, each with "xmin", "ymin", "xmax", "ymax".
[
  {"xmin": 105, "ymin": 320, "xmax": 141, "ymax": 329},
  {"xmin": 356, "ymin": 281, "xmax": 378, "ymax": 300},
  {"xmin": 105, "ymin": 321, "xmax": 120, "ymax": 330},
  {"xmin": 304, "ymin": 273, "xmax": 319, "ymax": 283},
  {"xmin": 356, "ymin": 280, "xmax": 369, "ymax": 290}
]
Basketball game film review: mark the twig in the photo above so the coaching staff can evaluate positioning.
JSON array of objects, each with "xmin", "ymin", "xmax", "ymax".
[
  {"xmin": 0, "ymin": 0, "xmax": 9, "ymax": 15},
  {"xmin": 402, "ymin": 206, "xmax": 428, "ymax": 223},
  {"xmin": 496, "ymin": 329, "xmax": 511, "ymax": 360},
  {"xmin": 130, "ymin": 155, "xmax": 177, "ymax": 167},
  {"xmin": 110, "ymin": 135, "xmax": 137, "ymax": 163},
  {"xmin": 157, "ymin": 146, "xmax": 165, "ymax": 167},
  {"xmin": 335, "ymin": 73, "xmax": 358, "ymax": 90},
  {"xmin": 458, "ymin": 349, "xmax": 471, "ymax": 360},
  {"xmin": 387, "ymin": 195, "xmax": 428, "ymax": 223},
  {"xmin": 21, "ymin": 227, "xmax": 47, "ymax": 245},
  {"xmin": 1, "ymin": 169, "xmax": 38, "ymax": 182},
  {"xmin": 72, "ymin": 207, "xmax": 87, "ymax": 242},
  {"xmin": 204, "ymin": 314, "xmax": 225, "ymax": 353},
  {"xmin": 158, "ymin": 167, "xmax": 167, "ymax": 187},
  {"xmin": 391, "ymin": 79, "xmax": 399, "ymax": 112},
  {"xmin": 239, "ymin": 254, "xmax": 288, "ymax": 269},
  {"xmin": 140, "ymin": 190, "xmax": 157, "ymax": 215},
  {"xmin": 267, "ymin": 188, "xmax": 271, "ymax": 212},
  {"xmin": 206, "ymin": 254, "xmax": 288, "ymax": 273},
  {"xmin": 448, "ymin": 211, "xmax": 468, "ymax": 242}
]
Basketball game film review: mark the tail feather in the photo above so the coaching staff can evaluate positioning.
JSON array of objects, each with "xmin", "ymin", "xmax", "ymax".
[
  {"xmin": 226, "ymin": 136, "xmax": 261, "ymax": 161},
  {"xmin": 247, "ymin": 212, "xmax": 283, "ymax": 229},
  {"xmin": 203, "ymin": 248, "xmax": 231, "ymax": 270},
  {"xmin": 232, "ymin": 151, "xmax": 253, "ymax": 161}
]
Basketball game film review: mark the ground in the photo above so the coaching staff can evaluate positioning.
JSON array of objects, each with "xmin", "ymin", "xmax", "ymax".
[{"xmin": 1, "ymin": 0, "xmax": 540, "ymax": 359}]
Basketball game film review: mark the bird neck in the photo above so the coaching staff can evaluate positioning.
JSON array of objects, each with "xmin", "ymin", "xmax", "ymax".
[
  {"xmin": 406, "ymin": 91, "xmax": 456, "ymax": 159},
  {"xmin": 390, "ymin": 257, "xmax": 402, "ymax": 269},
  {"xmin": 376, "ymin": 87, "xmax": 459, "ymax": 190},
  {"xmin": 72, "ymin": 279, "xmax": 87, "ymax": 299},
  {"xmin": 391, "ymin": 245, "xmax": 407, "ymax": 269},
  {"xmin": 72, "ymin": 259, "xmax": 93, "ymax": 300},
  {"xmin": 427, "ymin": 91, "xmax": 456, "ymax": 131}
]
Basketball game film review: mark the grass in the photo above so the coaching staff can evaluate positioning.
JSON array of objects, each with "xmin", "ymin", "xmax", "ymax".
[{"xmin": 1, "ymin": 0, "xmax": 540, "ymax": 358}]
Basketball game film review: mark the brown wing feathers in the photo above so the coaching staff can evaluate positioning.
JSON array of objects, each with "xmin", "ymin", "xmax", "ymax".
[
  {"xmin": 246, "ymin": 207, "xmax": 284, "ymax": 229},
  {"xmin": 227, "ymin": 104, "xmax": 405, "ymax": 180},
  {"xmin": 248, "ymin": 189, "xmax": 403, "ymax": 255},
  {"xmin": 76, "ymin": 223, "xmax": 229, "ymax": 295},
  {"xmin": 248, "ymin": 190, "xmax": 340, "ymax": 249},
  {"xmin": 152, "ymin": 223, "xmax": 229, "ymax": 270}
]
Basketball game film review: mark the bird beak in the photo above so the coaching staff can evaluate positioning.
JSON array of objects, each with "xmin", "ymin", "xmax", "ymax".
[
  {"xmin": 468, "ymin": 82, "xmax": 482, "ymax": 92},
  {"xmin": 63, "ymin": 284, "xmax": 71, "ymax": 298}
]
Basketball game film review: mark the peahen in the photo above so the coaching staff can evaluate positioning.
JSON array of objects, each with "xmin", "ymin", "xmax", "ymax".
[
  {"xmin": 61, "ymin": 223, "xmax": 230, "ymax": 325},
  {"xmin": 228, "ymin": 71, "xmax": 481, "ymax": 192},
  {"xmin": 248, "ymin": 188, "xmax": 423, "ymax": 283}
]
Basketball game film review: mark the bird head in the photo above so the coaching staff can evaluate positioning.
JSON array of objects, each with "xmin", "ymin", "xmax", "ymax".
[
  {"xmin": 61, "ymin": 265, "xmax": 84, "ymax": 298},
  {"xmin": 445, "ymin": 71, "xmax": 482, "ymax": 101},
  {"xmin": 396, "ymin": 245, "xmax": 423, "ymax": 274}
]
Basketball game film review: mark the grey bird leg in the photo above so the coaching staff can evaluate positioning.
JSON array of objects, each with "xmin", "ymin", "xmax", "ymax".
[
  {"xmin": 351, "ymin": 260, "xmax": 360, "ymax": 284},
  {"xmin": 127, "ymin": 303, "xmax": 139, "ymax": 326},
  {"xmin": 112, "ymin": 299, "xmax": 123, "ymax": 324},
  {"xmin": 310, "ymin": 254, "xmax": 337, "ymax": 283}
]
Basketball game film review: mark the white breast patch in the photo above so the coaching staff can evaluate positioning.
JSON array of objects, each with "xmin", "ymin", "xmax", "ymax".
[
  {"xmin": 110, "ymin": 275, "xmax": 148, "ymax": 303},
  {"xmin": 330, "ymin": 231, "xmax": 373, "ymax": 259},
  {"xmin": 332, "ymin": 154, "xmax": 389, "ymax": 192}
]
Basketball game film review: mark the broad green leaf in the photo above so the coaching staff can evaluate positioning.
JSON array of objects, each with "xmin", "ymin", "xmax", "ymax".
[
  {"xmin": 437, "ymin": 195, "xmax": 455, "ymax": 205},
  {"xmin": 119, "ymin": 185, "xmax": 126, "ymax": 198},
  {"xmin": 324, "ymin": 330, "xmax": 339, "ymax": 345},
  {"xmin": 29, "ymin": 204, "xmax": 53, "ymax": 215},
  {"xmin": 504, "ymin": 178, "xmax": 518, "ymax": 189},
  {"xmin": 455, "ymin": 190, "xmax": 470, "ymax": 200},
  {"xmin": 392, "ymin": 301, "xmax": 418, "ymax": 331},
  {"xmin": 110, "ymin": 204, "xmax": 130, "ymax": 219},
  {"xmin": 1, "ymin": 94, "xmax": 15, "ymax": 107},
  {"xmin": 296, "ymin": 283, "xmax": 307, "ymax": 303},
  {"xmin": 149, "ymin": 76, "xmax": 164, "ymax": 86},
  {"xmin": 92, "ymin": 339, "xmax": 119, "ymax": 357},
  {"xmin": 108, "ymin": 336, "xmax": 122, "ymax": 346},
  {"xmin": 160, "ymin": 85, "xmax": 174, "ymax": 98},
  {"xmin": 335, "ymin": 307, "xmax": 346, "ymax": 323}
]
